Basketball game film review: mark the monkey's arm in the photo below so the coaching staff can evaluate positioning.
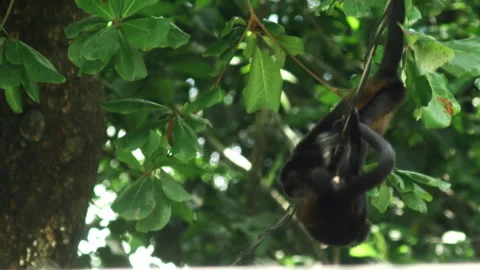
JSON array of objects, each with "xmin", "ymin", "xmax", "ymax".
[{"xmin": 337, "ymin": 122, "xmax": 395, "ymax": 198}]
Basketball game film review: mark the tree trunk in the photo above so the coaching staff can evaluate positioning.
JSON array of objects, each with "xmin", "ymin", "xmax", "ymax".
[{"xmin": 0, "ymin": 0, "xmax": 105, "ymax": 267}]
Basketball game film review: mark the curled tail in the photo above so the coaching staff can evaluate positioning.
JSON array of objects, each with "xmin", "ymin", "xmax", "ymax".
[{"xmin": 376, "ymin": 0, "xmax": 406, "ymax": 78}]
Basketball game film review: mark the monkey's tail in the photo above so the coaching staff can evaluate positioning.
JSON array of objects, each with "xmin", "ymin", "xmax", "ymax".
[{"xmin": 376, "ymin": 0, "xmax": 405, "ymax": 78}]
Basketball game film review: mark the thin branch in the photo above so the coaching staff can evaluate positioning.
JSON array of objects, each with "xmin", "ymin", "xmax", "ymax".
[{"xmin": 0, "ymin": 0, "xmax": 15, "ymax": 37}]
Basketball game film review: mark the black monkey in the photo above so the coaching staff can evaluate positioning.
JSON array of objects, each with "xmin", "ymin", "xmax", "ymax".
[{"xmin": 280, "ymin": 0, "xmax": 405, "ymax": 246}]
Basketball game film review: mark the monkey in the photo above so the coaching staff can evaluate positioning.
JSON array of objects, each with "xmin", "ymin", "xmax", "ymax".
[{"xmin": 279, "ymin": 0, "xmax": 405, "ymax": 246}]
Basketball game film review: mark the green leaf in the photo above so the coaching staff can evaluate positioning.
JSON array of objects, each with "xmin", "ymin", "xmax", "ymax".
[
  {"xmin": 401, "ymin": 192, "xmax": 427, "ymax": 213},
  {"xmin": 141, "ymin": 130, "xmax": 162, "ymax": 158},
  {"xmin": 243, "ymin": 47, "xmax": 283, "ymax": 113},
  {"xmin": 419, "ymin": 73, "xmax": 461, "ymax": 129},
  {"xmin": 115, "ymin": 34, "xmax": 147, "ymax": 81},
  {"xmin": 4, "ymin": 86, "xmax": 23, "ymax": 113},
  {"xmin": 122, "ymin": 17, "xmax": 189, "ymax": 50},
  {"xmin": 18, "ymin": 41, "xmax": 65, "ymax": 83},
  {"xmin": 68, "ymin": 34, "xmax": 109, "ymax": 74},
  {"xmin": 160, "ymin": 170, "xmax": 192, "ymax": 202},
  {"xmin": 184, "ymin": 88, "xmax": 226, "ymax": 113},
  {"xmin": 122, "ymin": 0, "xmax": 159, "ymax": 18},
  {"xmin": 222, "ymin": 16, "xmax": 247, "ymax": 37},
  {"xmin": 20, "ymin": 66, "xmax": 40, "ymax": 102},
  {"xmin": 111, "ymin": 176, "xmax": 156, "ymax": 220},
  {"xmin": 261, "ymin": 36, "xmax": 286, "ymax": 67},
  {"xmin": 277, "ymin": 35, "xmax": 304, "ymax": 56},
  {"xmin": 5, "ymin": 40, "xmax": 22, "ymax": 65},
  {"xmin": 77, "ymin": 27, "xmax": 120, "ymax": 63},
  {"xmin": 115, "ymin": 148, "xmax": 142, "ymax": 170},
  {"xmin": 135, "ymin": 190, "xmax": 171, "ymax": 232},
  {"xmin": 75, "ymin": 0, "xmax": 116, "ymax": 20},
  {"xmin": 396, "ymin": 169, "xmax": 451, "ymax": 190},
  {"xmin": 262, "ymin": 20, "xmax": 284, "ymax": 37},
  {"xmin": 115, "ymin": 126, "xmax": 150, "ymax": 151},
  {"xmin": 171, "ymin": 115, "xmax": 201, "ymax": 161},
  {"xmin": 243, "ymin": 33, "xmax": 257, "ymax": 59},
  {"xmin": 184, "ymin": 114, "xmax": 212, "ymax": 132},
  {"xmin": 0, "ymin": 61, "xmax": 22, "ymax": 89},
  {"xmin": 411, "ymin": 35, "xmax": 454, "ymax": 74},
  {"xmin": 388, "ymin": 172, "xmax": 405, "ymax": 192},
  {"xmin": 203, "ymin": 39, "xmax": 230, "ymax": 58},
  {"xmin": 65, "ymin": 16, "xmax": 107, "ymax": 38},
  {"xmin": 413, "ymin": 183, "xmax": 433, "ymax": 202},
  {"xmin": 343, "ymin": 0, "xmax": 372, "ymax": 17},
  {"xmin": 443, "ymin": 37, "xmax": 480, "ymax": 76},
  {"xmin": 102, "ymin": 98, "xmax": 170, "ymax": 114},
  {"xmin": 371, "ymin": 183, "xmax": 391, "ymax": 213}
]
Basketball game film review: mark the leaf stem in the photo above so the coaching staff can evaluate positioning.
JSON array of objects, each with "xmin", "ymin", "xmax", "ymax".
[{"xmin": 0, "ymin": 0, "xmax": 15, "ymax": 37}]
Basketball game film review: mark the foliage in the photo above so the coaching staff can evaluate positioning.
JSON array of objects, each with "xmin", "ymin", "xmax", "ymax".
[{"xmin": 3, "ymin": 0, "xmax": 480, "ymax": 267}]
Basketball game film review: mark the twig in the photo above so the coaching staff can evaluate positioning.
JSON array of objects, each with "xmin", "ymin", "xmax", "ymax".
[{"xmin": 0, "ymin": 0, "xmax": 15, "ymax": 37}]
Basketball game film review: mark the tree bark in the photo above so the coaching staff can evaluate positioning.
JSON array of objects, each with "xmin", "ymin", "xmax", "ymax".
[{"xmin": 0, "ymin": 0, "xmax": 105, "ymax": 267}]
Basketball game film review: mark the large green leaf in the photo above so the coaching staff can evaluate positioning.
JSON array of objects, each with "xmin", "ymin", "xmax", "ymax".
[
  {"xmin": 160, "ymin": 170, "xmax": 192, "ymax": 202},
  {"xmin": 115, "ymin": 33, "xmax": 147, "ymax": 81},
  {"xmin": 277, "ymin": 35, "xmax": 304, "ymax": 56},
  {"xmin": 76, "ymin": 27, "xmax": 120, "ymax": 63},
  {"xmin": 419, "ymin": 73, "xmax": 460, "ymax": 129},
  {"xmin": 68, "ymin": 34, "xmax": 110, "ymax": 74},
  {"xmin": 443, "ymin": 37, "xmax": 480, "ymax": 76},
  {"xmin": 141, "ymin": 130, "xmax": 162, "ymax": 158},
  {"xmin": 135, "ymin": 177, "xmax": 171, "ymax": 232},
  {"xmin": 102, "ymin": 98, "xmax": 170, "ymax": 114},
  {"xmin": 75, "ymin": 0, "xmax": 116, "ymax": 20},
  {"xmin": 243, "ymin": 47, "xmax": 282, "ymax": 113},
  {"xmin": 171, "ymin": 115, "xmax": 201, "ymax": 161},
  {"xmin": 20, "ymin": 66, "xmax": 40, "ymax": 103},
  {"xmin": 411, "ymin": 35, "xmax": 454, "ymax": 74},
  {"xmin": 18, "ymin": 41, "xmax": 65, "ymax": 83},
  {"xmin": 0, "ymin": 61, "xmax": 22, "ymax": 89},
  {"xmin": 122, "ymin": 17, "xmax": 189, "ymax": 50},
  {"xmin": 111, "ymin": 175, "xmax": 156, "ymax": 220},
  {"xmin": 5, "ymin": 40, "xmax": 22, "ymax": 65}
]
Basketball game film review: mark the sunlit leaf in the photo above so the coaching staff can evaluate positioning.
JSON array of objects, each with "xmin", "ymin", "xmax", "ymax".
[
  {"xmin": 112, "ymin": 176, "xmax": 156, "ymax": 220},
  {"xmin": 160, "ymin": 170, "xmax": 192, "ymax": 202},
  {"xmin": 136, "ymin": 177, "xmax": 171, "ymax": 232},
  {"xmin": 243, "ymin": 47, "xmax": 282, "ymax": 113},
  {"xmin": 443, "ymin": 37, "xmax": 480, "ymax": 76}
]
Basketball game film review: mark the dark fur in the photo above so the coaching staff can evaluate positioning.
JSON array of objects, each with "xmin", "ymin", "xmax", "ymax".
[{"xmin": 280, "ymin": 0, "xmax": 405, "ymax": 246}]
